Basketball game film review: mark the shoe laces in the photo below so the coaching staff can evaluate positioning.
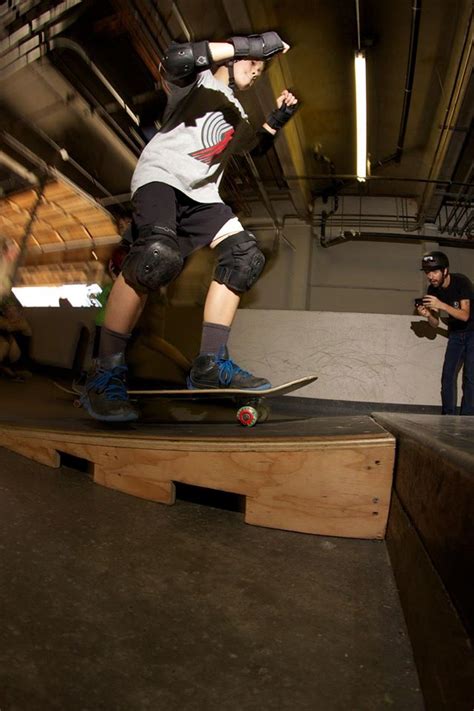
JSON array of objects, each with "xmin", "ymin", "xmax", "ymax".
[
  {"xmin": 84, "ymin": 364, "xmax": 129, "ymax": 401},
  {"xmin": 216, "ymin": 356, "xmax": 251, "ymax": 386}
]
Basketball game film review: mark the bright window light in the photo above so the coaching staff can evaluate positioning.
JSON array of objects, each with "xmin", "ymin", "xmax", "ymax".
[
  {"xmin": 354, "ymin": 51, "xmax": 367, "ymax": 182},
  {"xmin": 12, "ymin": 284, "xmax": 102, "ymax": 308}
]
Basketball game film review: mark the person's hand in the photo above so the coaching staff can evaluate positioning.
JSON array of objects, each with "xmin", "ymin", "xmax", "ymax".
[
  {"xmin": 416, "ymin": 304, "xmax": 430, "ymax": 318},
  {"xmin": 423, "ymin": 295, "xmax": 443, "ymax": 310},
  {"xmin": 276, "ymin": 89, "xmax": 298, "ymax": 109}
]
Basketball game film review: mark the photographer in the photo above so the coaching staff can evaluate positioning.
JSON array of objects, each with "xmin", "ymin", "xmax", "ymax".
[{"xmin": 416, "ymin": 251, "xmax": 474, "ymax": 415}]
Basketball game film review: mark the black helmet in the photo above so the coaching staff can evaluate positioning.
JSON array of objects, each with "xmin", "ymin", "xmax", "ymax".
[{"xmin": 420, "ymin": 251, "xmax": 449, "ymax": 272}]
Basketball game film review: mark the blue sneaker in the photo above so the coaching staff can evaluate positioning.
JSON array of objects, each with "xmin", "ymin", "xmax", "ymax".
[
  {"xmin": 81, "ymin": 353, "xmax": 138, "ymax": 422},
  {"xmin": 187, "ymin": 348, "xmax": 271, "ymax": 391}
]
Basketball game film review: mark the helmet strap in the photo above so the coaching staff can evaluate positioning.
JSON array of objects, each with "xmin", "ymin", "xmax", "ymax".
[{"xmin": 227, "ymin": 61, "xmax": 236, "ymax": 90}]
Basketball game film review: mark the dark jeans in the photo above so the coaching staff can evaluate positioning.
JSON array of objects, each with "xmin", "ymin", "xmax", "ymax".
[{"xmin": 441, "ymin": 330, "xmax": 474, "ymax": 415}]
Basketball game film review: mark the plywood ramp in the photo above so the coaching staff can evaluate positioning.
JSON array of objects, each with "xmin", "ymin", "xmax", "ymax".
[{"xmin": 0, "ymin": 416, "xmax": 395, "ymax": 539}]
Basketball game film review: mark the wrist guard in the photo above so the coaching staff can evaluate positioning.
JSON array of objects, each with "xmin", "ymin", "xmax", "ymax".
[
  {"xmin": 229, "ymin": 31, "xmax": 284, "ymax": 60},
  {"xmin": 266, "ymin": 102, "xmax": 298, "ymax": 130},
  {"xmin": 162, "ymin": 41, "xmax": 212, "ymax": 80}
]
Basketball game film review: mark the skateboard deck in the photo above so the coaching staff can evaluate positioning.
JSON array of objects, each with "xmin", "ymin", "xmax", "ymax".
[{"xmin": 53, "ymin": 375, "xmax": 318, "ymax": 426}]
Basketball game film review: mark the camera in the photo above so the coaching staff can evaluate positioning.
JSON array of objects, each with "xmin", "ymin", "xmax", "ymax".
[{"xmin": 414, "ymin": 298, "xmax": 424, "ymax": 308}]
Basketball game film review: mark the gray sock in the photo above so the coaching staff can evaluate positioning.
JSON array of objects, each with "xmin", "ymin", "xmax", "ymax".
[
  {"xmin": 199, "ymin": 322, "xmax": 231, "ymax": 356},
  {"xmin": 99, "ymin": 327, "xmax": 132, "ymax": 359}
]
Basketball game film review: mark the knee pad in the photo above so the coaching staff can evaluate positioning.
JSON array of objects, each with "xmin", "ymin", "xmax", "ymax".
[
  {"xmin": 121, "ymin": 226, "xmax": 183, "ymax": 293},
  {"xmin": 213, "ymin": 231, "xmax": 265, "ymax": 293}
]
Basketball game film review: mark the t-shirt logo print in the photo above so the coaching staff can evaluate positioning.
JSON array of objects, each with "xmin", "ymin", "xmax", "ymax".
[{"xmin": 189, "ymin": 115, "xmax": 235, "ymax": 165}]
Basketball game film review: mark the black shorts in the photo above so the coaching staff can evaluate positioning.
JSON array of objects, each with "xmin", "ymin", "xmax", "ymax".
[{"xmin": 129, "ymin": 182, "xmax": 237, "ymax": 258}]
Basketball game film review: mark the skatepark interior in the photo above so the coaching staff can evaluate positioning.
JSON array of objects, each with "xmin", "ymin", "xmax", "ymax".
[
  {"xmin": 0, "ymin": 377, "xmax": 425, "ymax": 711},
  {"xmin": 1, "ymin": 1, "xmax": 474, "ymax": 710},
  {"xmin": 1, "ymin": 370, "xmax": 473, "ymax": 710}
]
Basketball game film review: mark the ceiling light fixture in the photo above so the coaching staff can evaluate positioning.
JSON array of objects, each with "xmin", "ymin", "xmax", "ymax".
[{"xmin": 354, "ymin": 50, "xmax": 367, "ymax": 182}]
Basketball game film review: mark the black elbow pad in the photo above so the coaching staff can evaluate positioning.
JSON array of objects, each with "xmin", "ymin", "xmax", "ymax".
[{"xmin": 162, "ymin": 41, "xmax": 212, "ymax": 79}]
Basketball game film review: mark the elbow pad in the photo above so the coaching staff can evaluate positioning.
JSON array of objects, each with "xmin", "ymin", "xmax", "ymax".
[
  {"xmin": 229, "ymin": 32, "xmax": 284, "ymax": 60},
  {"xmin": 162, "ymin": 41, "xmax": 213, "ymax": 80}
]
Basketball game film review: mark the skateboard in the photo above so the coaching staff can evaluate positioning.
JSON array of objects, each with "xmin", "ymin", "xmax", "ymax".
[{"xmin": 53, "ymin": 375, "xmax": 318, "ymax": 426}]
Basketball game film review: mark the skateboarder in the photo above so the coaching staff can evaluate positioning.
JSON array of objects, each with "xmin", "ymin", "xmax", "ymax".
[
  {"xmin": 82, "ymin": 32, "xmax": 298, "ymax": 421},
  {"xmin": 416, "ymin": 251, "xmax": 474, "ymax": 415}
]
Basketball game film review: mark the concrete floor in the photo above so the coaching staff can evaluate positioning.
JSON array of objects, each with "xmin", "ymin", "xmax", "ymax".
[
  {"xmin": 0, "ymin": 374, "xmax": 423, "ymax": 709},
  {"xmin": 0, "ymin": 442, "xmax": 424, "ymax": 711}
]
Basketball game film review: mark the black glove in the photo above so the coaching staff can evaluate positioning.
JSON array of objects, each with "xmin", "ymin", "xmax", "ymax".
[
  {"xmin": 266, "ymin": 102, "xmax": 299, "ymax": 131},
  {"xmin": 229, "ymin": 32, "xmax": 284, "ymax": 60}
]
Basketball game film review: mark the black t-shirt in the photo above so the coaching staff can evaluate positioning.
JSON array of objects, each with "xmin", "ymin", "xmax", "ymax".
[{"xmin": 428, "ymin": 273, "xmax": 474, "ymax": 332}]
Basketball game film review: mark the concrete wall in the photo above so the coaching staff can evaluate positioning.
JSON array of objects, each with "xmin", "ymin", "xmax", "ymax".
[
  {"xmin": 229, "ymin": 309, "xmax": 452, "ymax": 406},
  {"xmin": 24, "ymin": 304, "xmax": 457, "ymax": 407},
  {"xmin": 27, "ymin": 307, "xmax": 95, "ymax": 369},
  {"xmin": 21, "ymin": 213, "xmax": 473, "ymax": 407},
  {"xmin": 309, "ymin": 239, "xmax": 474, "ymax": 315},
  {"xmin": 233, "ymin": 220, "xmax": 474, "ymax": 316}
]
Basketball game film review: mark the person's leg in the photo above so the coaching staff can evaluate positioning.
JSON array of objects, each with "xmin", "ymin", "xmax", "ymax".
[
  {"xmin": 92, "ymin": 325, "xmax": 101, "ymax": 360},
  {"xmin": 196, "ymin": 281, "xmax": 239, "ymax": 356},
  {"xmin": 186, "ymin": 222, "xmax": 270, "ymax": 389},
  {"xmin": 83, "ymin": 183, "xmax": 181, "ymax": 421},
  {"xmin": 98, "ymin": 274, "xmax": 147, "ymax": 359},
  {"xmin": 0, "ymin": 336, "xmax": 10, "ymax": 364},
  {"xmin": 12, "ymin": 331, "xmax": 32, "ymax": 372},
  {"xmin": 7, "ymin": 336, "xmax": 21, "ymax": 363},
  {"xmin": 0, "ymin": 336, "xmax": 22, "ymax": 379},
  {"xmin": 0, "ymin": 336, "xmax": 15, "ymax": 376},
  {"xmin": 460, "ymin": 331, "xmax": 474, "ymax": 415},
  {"xmin": 203, "ymin": 280, "xmax": 241, "ymax": 327},
  {"xmin": 441, "ymin": 332, "xmax": 464, "ymax": 414}
]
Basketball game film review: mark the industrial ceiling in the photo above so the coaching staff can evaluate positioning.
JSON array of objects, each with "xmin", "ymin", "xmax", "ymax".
[{"xmin": 1, "ymin": 0, "xmax": 473, "ymax": 272}]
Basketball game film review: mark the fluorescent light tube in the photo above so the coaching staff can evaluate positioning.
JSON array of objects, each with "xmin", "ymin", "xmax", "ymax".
[{"xmin": 354, "ymin": 51, "xmax": 367, "ymax": 182}]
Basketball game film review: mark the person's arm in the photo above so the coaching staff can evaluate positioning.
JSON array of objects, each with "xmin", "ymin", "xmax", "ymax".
[
  {"xmin": 251, "ymin": 90, "xmax": 299, "ymax": 157},
  {"xmin": 422, "ymin": 295, "xmax": 470, "ymax": 322},
  {"xmin": 161, "ymin": 32, "xmax": 288, "ymax": 82},
  {"xmin": 0, "ymin": 315, "xmax": 11, "ymax": 331},
  {"xmin": 417, "ymin": 302, "xmax": 440, "ymax": 328},
  {"xmin": 262, "ymin": 89, "xmax": 299, "ymax": 135}
]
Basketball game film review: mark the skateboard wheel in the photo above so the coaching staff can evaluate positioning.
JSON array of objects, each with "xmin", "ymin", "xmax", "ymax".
[
  {"xmin": 237, "ymin": 405, "xmax": 258, "ymax": 427},
  {"xmin": 257, "ymin": 403, "xmax": 270, "ymax": 423}
]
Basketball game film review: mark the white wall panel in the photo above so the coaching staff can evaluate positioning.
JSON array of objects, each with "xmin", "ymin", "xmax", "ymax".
[{"xmin": 230, "ymin": 309, "xmax": 457, "ymax": 406}]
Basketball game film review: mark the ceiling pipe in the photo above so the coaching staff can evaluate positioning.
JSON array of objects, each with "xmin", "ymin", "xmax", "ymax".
[
  {"xmin": 1, "ymin": 2, "xmax": 84, "ymax": 79},
  {"xmin": 49, "ymin": 47, "xmax": 144, "ymax": 155},
  {"xmin": 1, "ymin": 129, "xmax": 113, "ymax": 198},
  {"xmin": 49, "ymin": 38, "xmax": 140, "ymax": 126},
  {"xmin": 372, "ymin": 0, "xmax": 422, "ymax": 168},
  {"xmin": 0, "ymin": 151, "xmax": 39, "ymax": 185},
  {"xmin": 320, "ymin": 229, "xmax": 474, "ymax": 248},
  {"xmin": 274, "ymin": 174, "xmax": 474, "ymax": 188},
  {"xmin": 413, "ymin": 9, "xmax": 473, "ymax": 230}
]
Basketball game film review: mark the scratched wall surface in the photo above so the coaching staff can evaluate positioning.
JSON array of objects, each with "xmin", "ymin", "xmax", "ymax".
[{"xmin": 230, "ymin": 309, "xmax": 454, "ymax": 406}]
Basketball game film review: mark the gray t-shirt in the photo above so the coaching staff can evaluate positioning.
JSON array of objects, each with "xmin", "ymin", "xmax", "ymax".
[{"xmin": 131, "ymin": 70, "xmax": 255, "ymax": 204}]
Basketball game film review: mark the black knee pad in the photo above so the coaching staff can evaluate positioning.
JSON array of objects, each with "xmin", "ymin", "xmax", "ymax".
[
  {"xmin": 121, "ymin": 226, "xmax": 183, "ymax": 293},
  {"xmin": 213, "ymin": 231, "xmax": 265, "ymax": 293}
]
